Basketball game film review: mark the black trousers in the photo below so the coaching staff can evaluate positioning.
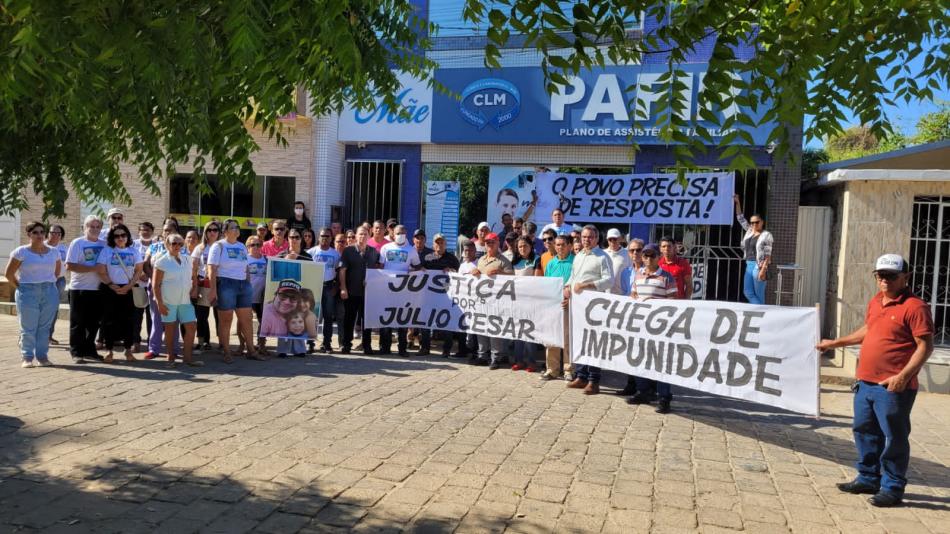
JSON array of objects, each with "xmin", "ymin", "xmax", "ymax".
[
  {"xmin": 380, "ymin": 328, "xmax": 407, "ymax": 352},
  {"xmin": 439, "ymin": 331, "xmax": 469, "ymax": 355},
  {"xmin": 100, "ymin": 284, "xmax": 135, "ymax": 350},
  {"xmin": 69, "ymin": 289, "xmax": 104, "ymax": 357},
  {"xmin": 195, "ymin": 303, "xmax": 217, "ymax": 343},
  {"xmin": 342, "ymin": 294, "xmax": 372, "ymax": 350}
]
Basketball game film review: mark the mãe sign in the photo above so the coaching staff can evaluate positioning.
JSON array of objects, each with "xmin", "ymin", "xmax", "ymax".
[
  {"xmin": 570, "ymin": 291, "xmax": 819, "ymax": 415},
  {"xmin": 338, "ymin": 72, "xmax": 432, "ymax": 143},
  {"xmin": 535, "ymin": 171, "xmax": 735, "ymax": 224},
  {"xmin": 432, "ymin": 65, "xmax": 774, "ymax": 146},
  {"xmin": 364, "ymin": 270, "xmax": 565, "ymax": 347}
]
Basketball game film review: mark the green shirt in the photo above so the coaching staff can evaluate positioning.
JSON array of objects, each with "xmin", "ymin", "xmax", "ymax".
[{"xmin": 545, "ymin": 254, "xmax": 575, "ymax": 283}]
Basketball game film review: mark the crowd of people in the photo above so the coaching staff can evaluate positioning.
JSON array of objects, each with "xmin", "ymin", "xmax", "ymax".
[
  {"xmin": 5, "ymin": 199, "xmax": 777, "ymax": 416},
  {"xmin": 4, "ymin": 197, "xmax": 937, "ymax": 509}
]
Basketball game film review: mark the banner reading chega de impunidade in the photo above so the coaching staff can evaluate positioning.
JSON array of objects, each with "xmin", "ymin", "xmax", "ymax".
[
  {"xmin": 570, "ymin": 291, "xmax": 819, "ymax": 415},
  {"xmin": 534, "ymin": 171, "xmax": 734, "ymax": 225},
  {"xmin": 364, "ymin": 270, "xmax": 565, "ymax": 347}
]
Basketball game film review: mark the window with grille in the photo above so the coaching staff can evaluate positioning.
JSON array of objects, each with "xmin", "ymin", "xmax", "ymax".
[{"xmin": 910, "ymin": 196, "xmax": 950, "ymax": 347}]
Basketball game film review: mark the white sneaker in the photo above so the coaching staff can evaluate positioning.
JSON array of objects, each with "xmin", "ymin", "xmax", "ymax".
[
  {"xmin": 36, "ymin": 359, "xmax": 53, "ymax": 367},
  {"xmin": 21, "ymin": 360, "xmax": 34, "ymax": 368}
]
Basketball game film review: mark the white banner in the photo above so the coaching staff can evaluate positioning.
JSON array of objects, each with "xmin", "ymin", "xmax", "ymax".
[
  {"xmin": 535, "ymin": 171, "xmax": 735, "ymax": 225},
  {"xmin": 365, "ymin": 270, "xmax": 565, "ymax": 347},
  {"xmin": 570, "ymin": 291, "xmax": 819, "ymax": 415},
  {"xmin": 338, "ymin": 72, "xmax": 432, "ymax": 143}
]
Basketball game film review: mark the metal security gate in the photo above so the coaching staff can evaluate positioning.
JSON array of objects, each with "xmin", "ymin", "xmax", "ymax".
[
  {"xmin": 910, "ymin": 196, "xmax": 950, "ymax": 347},
  {"xmin": 344, "ymin": 160, "xmax": 403, "ymax": 228},
  {"xmin": 651, "ymin": 169, "xmax": 769, "ymax": 303}
]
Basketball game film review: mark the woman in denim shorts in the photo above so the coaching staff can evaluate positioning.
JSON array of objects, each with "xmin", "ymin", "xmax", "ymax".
[{"xmin": 206, "ymin": 219, "xmax": 264, "ymax": 363}]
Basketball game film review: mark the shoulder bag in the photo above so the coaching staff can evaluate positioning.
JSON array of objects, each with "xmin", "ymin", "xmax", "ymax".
[{"xmin": 115, "ymin": 249, "xmax": 149, "ymax": 309}]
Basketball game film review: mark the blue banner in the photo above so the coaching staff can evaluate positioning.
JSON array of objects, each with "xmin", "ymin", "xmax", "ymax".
[{"xmin": 432, "ymin": 65, "xmax": 774, "ymax": 146}]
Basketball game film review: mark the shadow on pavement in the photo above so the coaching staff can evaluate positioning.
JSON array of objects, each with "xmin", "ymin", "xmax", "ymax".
[{"xmin": 0, "ymin": 413, "xmax": 513, "ymax": 532}]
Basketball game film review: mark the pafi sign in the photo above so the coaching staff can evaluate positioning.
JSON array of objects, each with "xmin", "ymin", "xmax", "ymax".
[{"xmin": 431, "ymin": 65, "xmax": 774, "ymax": 146}]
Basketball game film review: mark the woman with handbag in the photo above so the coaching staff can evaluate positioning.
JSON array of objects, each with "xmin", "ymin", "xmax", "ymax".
[
  {"xmin": 207, "ymin": 219, "xmax": 263, "ymax": 363},
  {"xmin": 153, "ymin": 233, "xmax": 203, "ymax": 367},
  {"xmin": 95, "ymin": 223, "xmax": 144, "ymax": 363},
  {"xmin": 5, "ymin": 221, "xmax": 62, "ymax": 367},
  {"xmin": 192, "ymin": 221, "xmax": 221, "ymax": 351},
  {"xmin": 734, "ymin": 195, "xmax": 774, "ymax": 305}
]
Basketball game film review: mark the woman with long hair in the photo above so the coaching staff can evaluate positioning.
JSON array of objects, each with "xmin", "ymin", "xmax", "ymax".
[
  {"xmin": 96, "ymin": 223, "xmax": 144, "ymax": 363},
  {"xmin": 192, "ymin": 220, "xmax": 220, "ymax": 351},
  {"xmin": 5, "ymin": 222, "xmax": 61, "ymax": 367},
  {"xmin": 301, "ymin": 228, "xmax": 316, "ymax": 253},
  {"xmin": 510, "ymin": 236, "xmax": 541, "ymax": 372},
  {"xmin": 734, "ymin": 195, "xmax": 774, "ymax": 305},
  {"xmin": 207, "ymin": 219, "xmax": 263, "ymax": 363}
]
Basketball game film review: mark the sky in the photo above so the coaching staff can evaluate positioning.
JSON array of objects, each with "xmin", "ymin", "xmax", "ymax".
[{"xmin": 805, "ymin": 48, "xmax": 949, "ymax": 148}]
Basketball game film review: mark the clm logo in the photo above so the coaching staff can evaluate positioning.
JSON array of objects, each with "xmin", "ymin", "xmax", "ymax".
[{"xmin": 458, "ymin": 78, "xmax": 520, "ymax": 130}]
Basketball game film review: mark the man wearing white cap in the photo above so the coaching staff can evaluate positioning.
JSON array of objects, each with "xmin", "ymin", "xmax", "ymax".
[
  {"xmin": 106, "ymin": 207, "xmax": 125, "ymax": 229},
  {"xmin": 817, "ymin": 254, "xmax": 934, "ymax": 508},
  {"xmin": 474, "ymin": 222, "xmax": 490, "ymax": 260},
  {"xmin": 604, "ymin": 228, "xmax": 631, "ymax": 295}
]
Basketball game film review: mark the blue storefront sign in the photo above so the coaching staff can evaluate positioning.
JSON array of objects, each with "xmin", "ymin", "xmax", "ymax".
[{"xmin": 431, "ymin": 65, "xmax": 774, "ymax": 146}]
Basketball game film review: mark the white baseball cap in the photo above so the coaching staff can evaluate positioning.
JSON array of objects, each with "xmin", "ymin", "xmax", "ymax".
[
  {"xmin": 874, "ymin": 254, "xmax": 908, "ymax": 273},
  {"xmin": 477, "ymin": 222, "xmax": 490, "ymax": 231},
  {"xmin": 606, "ymin": 228, "xmax": 622, "ymax": 239}
]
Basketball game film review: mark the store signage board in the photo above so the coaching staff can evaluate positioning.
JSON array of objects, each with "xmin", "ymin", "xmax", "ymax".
[
  {"xmin": 338, "ymin": 72, "xmax": 433, "ymax": 143},
  {"xmin": 431, "ymin": 65, "xmax": 775, "ymax": 146}
]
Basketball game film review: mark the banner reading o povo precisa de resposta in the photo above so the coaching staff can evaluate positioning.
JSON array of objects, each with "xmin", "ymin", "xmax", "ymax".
[
  {"xmin": 364, "ymin": 270, "xmax": 565, "ymax": 347},
  {"xmin": 570, "ymin": 291, "xmax": 820, "ymax": 415}
]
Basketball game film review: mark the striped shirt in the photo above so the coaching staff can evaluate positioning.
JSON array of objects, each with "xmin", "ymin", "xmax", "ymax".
[{"xmin": 633, "ymin": 266, "xmax": 677, "ymax": 300}]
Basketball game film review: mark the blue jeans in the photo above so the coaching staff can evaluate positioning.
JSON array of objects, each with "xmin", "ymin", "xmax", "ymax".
[
  {"xmin": 16, "ymin": 282, "xmax": 60, "ymax": 361},
  {"xmin": 512, "ymin": 341, "xmax": 539, "ymax": 366},
  {"xmin": 48, "ymin": 277, "xmax": 66, "ymax": 340},
  {"xmin": 743, "ymin": 260, "xmax": 766, "ymax": 304},
  {"xmin": 575, "ymin": 364, "xmax": 601, "ymax": 384},
  {"xmin": 853, "ymin": 381, "xmax": 917, "ymax": 496}
]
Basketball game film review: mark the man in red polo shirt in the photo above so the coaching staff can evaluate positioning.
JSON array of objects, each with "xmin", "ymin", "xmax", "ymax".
[
  {"xmin": 817, "ymin": 254, "xmax": 934, "ymax": 507},
  {"xmin": 658, "ymin": 236, "xmax": 692, "ymax": 299}
]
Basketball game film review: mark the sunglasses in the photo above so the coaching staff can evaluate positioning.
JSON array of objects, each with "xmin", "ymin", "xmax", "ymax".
[
  {"xmin": 207, "ymin": 227, "xmax": 220, "ymax": 232},
  {"xmin": 113, "ymin": 233, "xmax": 128, "ymax": 238},
  {"xmin": 320, "ymin": 234, "xmax": 331, "ymax": 238},
  {"xmin": 288, "ymin": 235, "xmax": 301, "ymax": 239},
  {"xmin": 170, "ymin": 242, "xmax": 184, "ymax": 247},
  {"xmin": 274, "ymin": 227, "xmax": 287, "ymax": 232},
  {"xmin": 248, "ymin": 243, "xmax": 261, "ymax": 248},
  {"xmin": 110, "ymin": 215, "xmax": 123, "ymax": 220},
  {"xmin": 542, "ymin": 237, "xmax": 554, "ymax": 242},
  {"xmin": 628, "ymin": 248, "xmax": 643, "ymax": 253},
  {"xmin": 876, "ymin": 272, "xmax": 899, "ymax": 281}
]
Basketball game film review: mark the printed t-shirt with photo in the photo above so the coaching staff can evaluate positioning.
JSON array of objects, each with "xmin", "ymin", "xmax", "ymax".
[
  {"xmin": 65, "ymin": 237, "xmax": 105, "ymax": 290},
  {"xmin": 208, "ymin": 241, "xmax": 249, "ymax": 280},
  {"xmin": 97, "ymin": 246, "xmax": 143, "ymax": 285},
  {"xmin": 379, "ymin": 242, "xmax": 420, "ymax": 272}
]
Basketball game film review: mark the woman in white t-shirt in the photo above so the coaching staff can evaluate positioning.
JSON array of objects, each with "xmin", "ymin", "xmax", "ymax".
[
  {"xmin": 207, "ymin": 219, "xmax": 263, "ymax": 363},
  {"xmin": 5, "ymin": 221, "xmax": 62, "ymax": 367},
  {"xmin": 96, "ymin": 224, "xmax": 144, "ymax": 363},
  {"xmin": 45, "ymin": 224, "xmax": 68, "ymax": 345}
]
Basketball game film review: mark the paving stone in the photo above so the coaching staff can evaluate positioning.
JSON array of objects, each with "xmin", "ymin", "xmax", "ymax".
[{"xmin": 0, "ymin": 314, "xmax": 946, "ymax": 534}]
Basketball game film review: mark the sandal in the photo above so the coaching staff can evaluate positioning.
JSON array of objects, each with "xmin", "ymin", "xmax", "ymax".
[
  {"xmin": 124, "ymin": 350, "xmax": 137, "ymax": 362},
  {"xmin": 222, "ymin": 353, "xmax": 234, "ymax": 364},
  {"xmin": 103, "ymin": 352, "xmax": 114, "ymax": 364}
]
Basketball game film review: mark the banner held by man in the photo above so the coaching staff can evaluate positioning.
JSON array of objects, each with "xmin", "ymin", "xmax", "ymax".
[
  {"xmin": 535, "ymin": 171, "xmax": 735, "ymax": 225},
  {"xmin": 364, "ymin": 270, "xmax": 565, "ymax": 347},
  {"xmin": 570, "ymin": 290, "xmax": 820, "ymax": 415}
]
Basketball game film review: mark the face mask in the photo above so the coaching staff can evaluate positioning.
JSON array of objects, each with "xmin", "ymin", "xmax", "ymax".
[
  {"xmin": 294, "ymin": 208, "xmax": 304, "ymax": 216},
  {"xmin": 394, "ymin": 234, "xmax": 407, "ymax": 246}
]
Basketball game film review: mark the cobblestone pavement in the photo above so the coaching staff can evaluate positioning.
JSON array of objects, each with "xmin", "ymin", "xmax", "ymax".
[{"xmin": 1, "ymin": 315, "xmax": 948, "ymax": 533}]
